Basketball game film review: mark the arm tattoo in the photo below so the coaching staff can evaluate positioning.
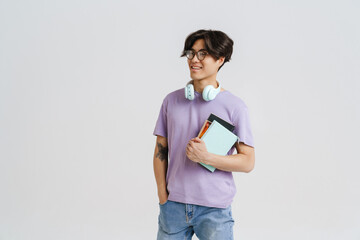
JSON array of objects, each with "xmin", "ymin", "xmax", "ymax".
[{"xmin": 156, "ymin": 143, "xmax": 168, "ymax": 162}]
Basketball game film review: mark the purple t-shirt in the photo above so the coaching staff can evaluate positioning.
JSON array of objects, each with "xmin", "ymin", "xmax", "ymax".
[{"xmin": 153, "ymin": 88, "xmax": 254, "ymax": 208}]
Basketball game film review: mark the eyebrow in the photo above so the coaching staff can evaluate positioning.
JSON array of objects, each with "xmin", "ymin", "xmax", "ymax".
[{"xmin": 190, "ymin": 48, "xmax": 207, "ymax": 51}]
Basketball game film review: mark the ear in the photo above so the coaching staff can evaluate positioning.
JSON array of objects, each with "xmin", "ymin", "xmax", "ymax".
[{"xmin": 217, "ymin": 56, "xmax": 225, "ymax": 66}]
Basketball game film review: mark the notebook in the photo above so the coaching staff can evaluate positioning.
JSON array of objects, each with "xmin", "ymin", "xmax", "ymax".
[{"xmin": 199, "ymin": 119, "xmax": 238, "ymax": 172}]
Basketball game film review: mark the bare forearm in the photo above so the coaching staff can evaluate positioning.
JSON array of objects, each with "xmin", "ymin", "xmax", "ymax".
[
  {"xmin": 186, "ymin": 138, "xmax": 255, "ymax": 173},
  {"xmin": 153, "ymin": 136, "xmax": 169, "ymax": 202},
  {"xmin": 203, "ymin": 152, "xmax": 255, "ymax": 173},
  {"xmin": 153, "ymin": 156, "xmax": 168, "ymax": 194}
]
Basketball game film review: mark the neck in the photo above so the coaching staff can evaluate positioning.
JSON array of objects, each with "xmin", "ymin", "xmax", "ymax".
[{"xmin": 192, "ymin": 79, "xmax": 220, "ymax": 93}]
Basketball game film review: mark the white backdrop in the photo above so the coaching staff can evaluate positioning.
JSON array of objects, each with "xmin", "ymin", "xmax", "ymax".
[{"xmin": 0, "ymin": 0, "xmax": 359, "ymax": 239}]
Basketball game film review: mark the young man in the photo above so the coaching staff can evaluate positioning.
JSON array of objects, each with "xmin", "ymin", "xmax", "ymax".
[{"xmin": 153, "ymin": 29, "xmax": 255, "ymax": 240}]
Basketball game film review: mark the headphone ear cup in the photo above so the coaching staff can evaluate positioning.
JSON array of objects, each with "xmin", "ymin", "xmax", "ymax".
[
  {"xmin": 202, "ymin": 85, "xmax": 216, "ymax": 101},
  {"xmin": 185, "ymin": 83, "xmax": 195, "ymax": 100}
]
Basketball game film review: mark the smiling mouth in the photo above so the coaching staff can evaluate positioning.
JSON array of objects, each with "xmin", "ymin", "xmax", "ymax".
[{"xmin": 191, "ymin": 66, "xmax": 202, "ymax": 70}]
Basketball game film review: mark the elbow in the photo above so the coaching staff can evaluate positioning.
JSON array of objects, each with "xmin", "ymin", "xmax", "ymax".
[
  {"xmin": 244, "ymin": 155, "xmax": 255, "ymax": 173},
  {"xmin": 244, "ymin": 165, "xmax": 254, "ymax": 173}
]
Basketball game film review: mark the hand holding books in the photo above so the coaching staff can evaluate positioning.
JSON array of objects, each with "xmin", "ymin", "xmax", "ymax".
[
  {"xmin": 196, "ymin": 113, "xmax": 239, "ymax": 172},
  {"xmin": 186, "ymin": 137, "xmax": 209, "ymax": 164}
]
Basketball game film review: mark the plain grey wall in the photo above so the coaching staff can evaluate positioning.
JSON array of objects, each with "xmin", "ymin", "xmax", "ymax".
[{"xmin": 0, "ymin": 0, "xmax": 359, "ymax": 239}]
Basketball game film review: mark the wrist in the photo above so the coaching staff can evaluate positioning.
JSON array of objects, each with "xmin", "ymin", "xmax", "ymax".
[
  {"xmin": 158, "ymin": 189, "xmax": 168, "ymax": 203},
  {"xmin": 159, "ymin": 195, "xmax": 168, "ymax": 204},
  {"xmin": 157, "ymin": 187, "xmax": 168, "ymax": 196},
  {"xmin": 203, "ymin": 152, "xmax": 213, "ymax": 165}
]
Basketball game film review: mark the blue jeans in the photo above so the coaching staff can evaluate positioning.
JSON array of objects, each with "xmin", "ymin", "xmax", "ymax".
[{"xmin": 157, "ymin": 200, "xmax": 234, "ymax": 240}]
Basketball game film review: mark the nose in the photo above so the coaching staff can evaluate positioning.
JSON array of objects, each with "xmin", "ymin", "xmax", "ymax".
[{"xmin": 191, "ymin": 54, "xmax": 200, "ymax": 63}]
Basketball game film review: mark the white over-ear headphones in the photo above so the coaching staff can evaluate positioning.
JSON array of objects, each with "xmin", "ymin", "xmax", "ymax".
[{"xmin": 185, "ymin": 80, "xmax": 222, "ymax": 101}]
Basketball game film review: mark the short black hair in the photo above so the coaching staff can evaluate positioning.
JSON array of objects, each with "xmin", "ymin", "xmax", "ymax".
[{"xmin": 180, "ymin": 29, "xmax": 234, "ymax": 71}]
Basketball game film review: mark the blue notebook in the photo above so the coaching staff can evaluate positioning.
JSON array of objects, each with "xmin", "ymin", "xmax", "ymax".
[{"xmin": 199, "ymin": 120, "xmax": 239, "ymax": 172}]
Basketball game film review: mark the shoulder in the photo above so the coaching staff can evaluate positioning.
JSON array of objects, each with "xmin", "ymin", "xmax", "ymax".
[
  {"xmin": 165, "ymin": 88, "xmax": 183, "ymax": 99},
  {"xmin": 221, "ymin": 90, "xmax": 248, "ymax": 111},
  {"xmin": 161, "ymin": 88, "xmax": 184, "ymax": 104}
]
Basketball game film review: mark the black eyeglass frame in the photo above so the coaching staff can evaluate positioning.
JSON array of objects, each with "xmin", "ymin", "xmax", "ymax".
[{"xmin": 184, "ymin": 49, "xmax": 209, "ymax": 61}]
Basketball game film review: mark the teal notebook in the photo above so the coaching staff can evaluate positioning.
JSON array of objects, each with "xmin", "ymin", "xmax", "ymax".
[{"xmin": 200, "ymin": 120, "xmax": 239, "ymax": 172}]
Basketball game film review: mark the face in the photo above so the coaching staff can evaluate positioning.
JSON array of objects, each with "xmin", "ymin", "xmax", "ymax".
[{"xmin": 187, "ymin": 39, "xmax": 225, "ymax": 82}]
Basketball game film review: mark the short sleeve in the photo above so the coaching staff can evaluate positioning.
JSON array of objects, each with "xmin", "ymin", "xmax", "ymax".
[
  {"xmin": 153, "ymin": 98, "xmax": 168, "ymax": 138},
  {"xmin": 232, "ymin": 105, "xmax": 254, "ymax": 147}
]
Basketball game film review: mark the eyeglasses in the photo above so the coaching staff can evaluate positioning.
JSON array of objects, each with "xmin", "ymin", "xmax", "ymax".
[{"xmin": 185, "ymin": 49, "xmax": 208, "ymax": 61}]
